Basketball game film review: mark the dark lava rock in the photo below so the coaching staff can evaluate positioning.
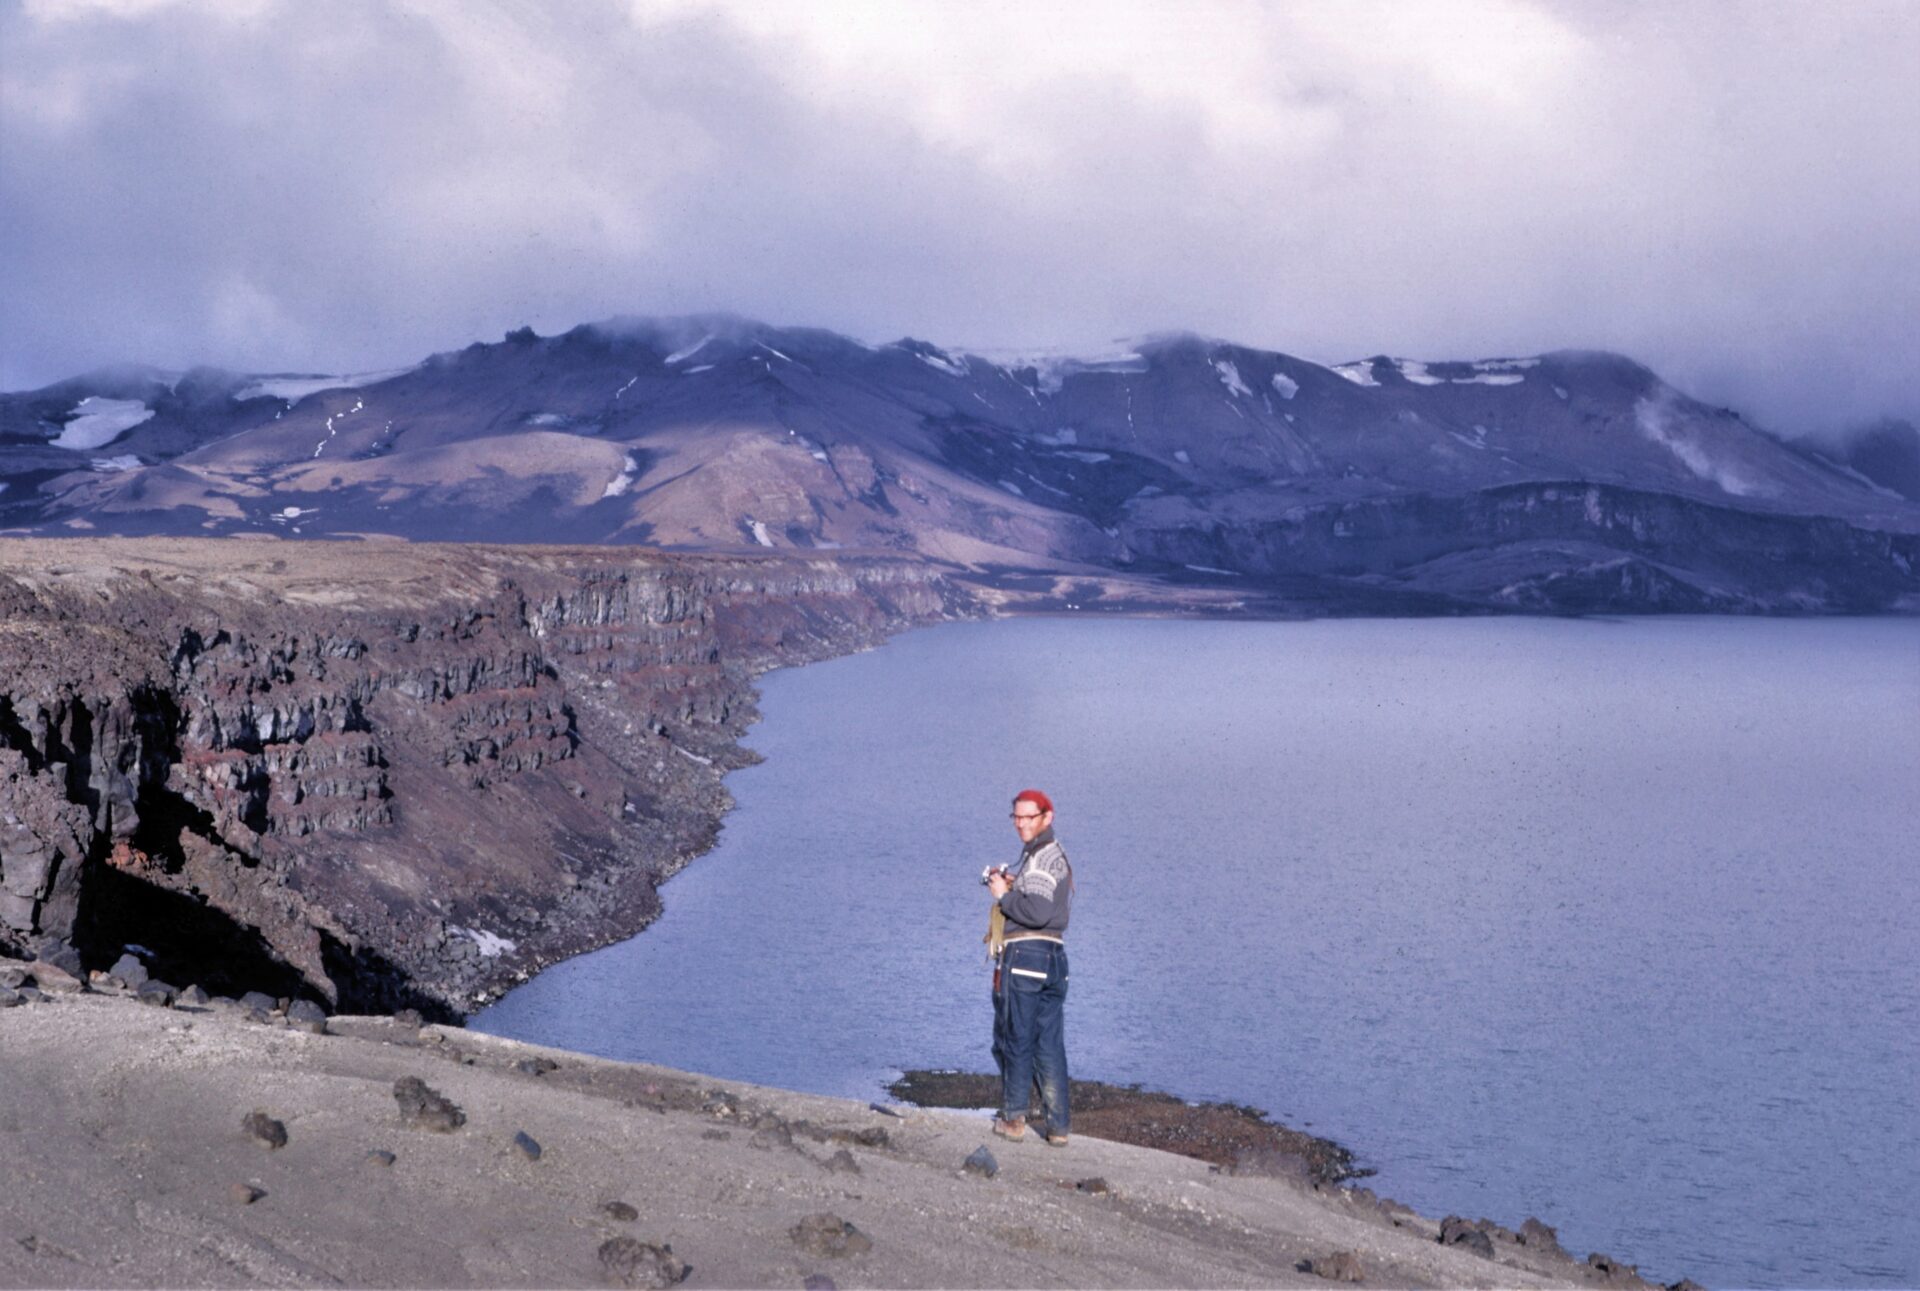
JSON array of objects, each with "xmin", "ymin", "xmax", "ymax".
[
  {"xmin": 135, "ymin": 980, "xmax": 178, "ymax": 1008},
  {"xmin": 108, "ymin": 953, "xmax": 149, "ymax": 989},
  {"xmin": 0, "ymin": 963, "xmax": 26, "ymax": 990},
  {"xmin": 1303, "ymin": 1250, "xmax": 1366, "ymax": 1282},
  {"xmin": 597, "ymin": 1236, "xmax": 689, "ymax": 1288},
  {"xmin": 393, "ymin": 1076, "xmax": 466, "ymax": 1132},
  {"xmin": 890, "ymin": 1068, "xmax": 1364, "ymax": 1183},
  {"xmin": 286, "ymin": 999, "xmax": 328, "ymax": 1034},
  {"xmin": 35, "ymin": 944, "xmax": 83, "ymax": 980},
  {"xmin": 601, "ymin": 1200, "xmax": 639, "ymax": 1222},
  {"xmin": 15, "ymin": 986, "xmax": 46, "ymax": 1005},
  {"xmin": 512, "ymin": 1130, "xmax": 543, "ymax": 1161},
  {"xmin": 827, "ymin": 1126, "xmax": 891, "ymax": 1150},
  {"xmin": 821, "ymin": 1148, "xmax": 861, "ymax": 1175},
  {"xmin": 868, "ymin": 1102, "xmax": 905, "ymax": 1118},
  {"xmin": 1520, "ymin": 1217, "xmax": 1566, "ymax": 1256},
  {"xmin": 1074, "ymin": 1177, "xmax": 1111, "ymax": 1194},
  {"xmin": 789, "ymin": 1213, "xmax": 872, "ymax": 1259},
  {"xmin": 1439, "ymin": 1216, "xmax": 1494, "ymax": 1258},
  {"xmin": 0, "ymin": 988, "xmax": 20, "ymax": 1009},
  {"xmin": 515, "ymin": 1057, "xmax": 559, "ymax": 1076},
  {"xmin": 1586, "ymin": 1252, "xmax": 1650, "ymax": 1285},
  {"xmin": 962, "ymin": 1146, "xmax": 998, "ymax": 1178},
  {"xmin": 365, "ymin": 1150, "xmax": 397, "ymax": 1168},
  {"xmin": 178, "ymin": 984, "xmax": 211, "ymax": 1007},
  {"xmin": 1667, "ymin": 1280, "xmax": 1708, "ymax": 1291},
  {"xmin": 392, "ymin": 1007, "xmax": 424, "ymax": 1031},
  {"xmin": 242, "ymin": 1110, "xmax": 288, "ymax": 1150},
  {"xmin": 229, "ymin": 1183, "xmax": 266, "ymax": 1206},
  {"xmin": 238, "ymin": 990, "xmax": 278, "ymax": 1015}
]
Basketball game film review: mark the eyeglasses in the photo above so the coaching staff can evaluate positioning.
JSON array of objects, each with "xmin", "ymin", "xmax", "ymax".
[{"xmin": 1009, "ymin": 812, "xmax": 1043, "ymax": 822}]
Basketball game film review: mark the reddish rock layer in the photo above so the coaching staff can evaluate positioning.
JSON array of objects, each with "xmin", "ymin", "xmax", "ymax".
[{"xmin": 0, "ymin": 540, "xmax": 964, "ymax": 1017}]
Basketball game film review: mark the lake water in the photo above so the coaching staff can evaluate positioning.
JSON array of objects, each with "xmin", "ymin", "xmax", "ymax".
[{"xmin": 473, "ymin": 616, "xmax": 1920, "ymax": 1289}]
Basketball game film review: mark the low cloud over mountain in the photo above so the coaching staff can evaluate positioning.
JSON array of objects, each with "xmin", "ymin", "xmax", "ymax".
[{"xmin": 5, "ymin": 316, "xmax": 1917, "ymax": 615}]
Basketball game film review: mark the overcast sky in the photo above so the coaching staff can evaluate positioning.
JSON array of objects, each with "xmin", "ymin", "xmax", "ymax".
[{"xmin": 3, "ymin": 0, "xmax": 1916, "ymax": 436}]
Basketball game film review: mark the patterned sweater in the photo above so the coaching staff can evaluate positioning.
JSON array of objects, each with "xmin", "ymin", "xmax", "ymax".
[{"xmin": 1000, "ymin": 827, "xmax": 1072, "ymax": 938}]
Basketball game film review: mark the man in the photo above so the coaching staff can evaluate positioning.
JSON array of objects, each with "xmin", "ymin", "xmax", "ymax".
[{"xmin": 986, "ymin": 788, "xmax": 1072, "ymax": 1145}]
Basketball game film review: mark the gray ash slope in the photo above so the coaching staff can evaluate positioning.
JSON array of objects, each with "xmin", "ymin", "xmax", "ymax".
[{"xmin": 5, "ymin": 315, "xmax": 1918, "ymax": 613}]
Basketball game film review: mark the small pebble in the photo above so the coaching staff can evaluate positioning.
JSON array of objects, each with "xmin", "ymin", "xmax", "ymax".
[
  {"xmin": 601, "ymin": 1200, "xmax": 639, "ymax": 1222},
  {"xmin": 365, "ymin": 1149, "xmax": 397, "ymax": 1168},
  {"xmin": 229, "ymin": 1183, "xmax": 265, "ymax": 1206},
  {"xmin": 1074, "ymin": 1176, "xmax": 1111, "ymax": 1194},
  {"xmin": 512, "ymin": 1130, "xmax": 543, "ymax": 1161},
  {"xmin": 962, "ymin": 1145, "xmax": 998, "ymax": 1178}
]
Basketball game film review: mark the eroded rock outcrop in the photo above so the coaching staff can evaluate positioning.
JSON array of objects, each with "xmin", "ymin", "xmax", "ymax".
[{"xmin": 0, "ymin": 540, "xmax": 964, "ymax": 1016}]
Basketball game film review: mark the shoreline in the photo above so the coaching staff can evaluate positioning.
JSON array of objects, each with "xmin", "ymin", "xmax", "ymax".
[{"xmin": 1, "ymin": 974, "xmax": 1665, "ymax": 1289}]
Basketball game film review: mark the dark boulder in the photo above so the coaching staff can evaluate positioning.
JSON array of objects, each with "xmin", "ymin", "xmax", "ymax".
[
  {"xmin": 393, "ymin": 1076, "xmax": 465, "ymax": 1132},
  {"xmin": 1438, "ymin": 1216, "xmax": 1494, "ymax": 1258},
  {"xmin": 242, "ymin": 1110, "xmax": 287, "ymax": 1149},
  {"xmin": 286, "ymin": 999, "xmax": 328, "ymax": 1034},
  {"xmin": 596, "ymin": 1236, "xmax": 689, "ymax": 1288}
]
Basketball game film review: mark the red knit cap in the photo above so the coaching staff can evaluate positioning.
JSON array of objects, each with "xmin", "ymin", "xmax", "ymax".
[{"xmin": 1013, "ymin": 788, "xmax": 1053, "ymax": 815}]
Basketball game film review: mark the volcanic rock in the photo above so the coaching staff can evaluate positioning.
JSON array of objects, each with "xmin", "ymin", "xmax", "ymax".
[{"xmin": 393, "ymin": 1076, "xmax": 465, "ymax": 1132}]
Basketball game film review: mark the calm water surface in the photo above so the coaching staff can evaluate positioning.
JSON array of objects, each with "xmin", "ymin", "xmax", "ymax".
[{"xmin": 475, "ymin": 617, "xmax": 1920, "ymax": 1289}]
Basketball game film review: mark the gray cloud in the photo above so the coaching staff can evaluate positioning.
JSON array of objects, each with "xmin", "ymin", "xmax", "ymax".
[{"xmin": 3, "ymin": 0, "xmax": 1916, "ymax": 436}]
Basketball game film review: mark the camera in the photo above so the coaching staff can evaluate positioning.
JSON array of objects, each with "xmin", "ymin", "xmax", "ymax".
[{"xmin": 980, "ymin": 866, "xmax": 1010, "ymax": 886}]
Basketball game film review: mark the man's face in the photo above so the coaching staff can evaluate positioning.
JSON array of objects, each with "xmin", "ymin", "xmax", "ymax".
[{"xmin": 1012, "ymin": 801, "xmax": 1051, "ymax": 844}]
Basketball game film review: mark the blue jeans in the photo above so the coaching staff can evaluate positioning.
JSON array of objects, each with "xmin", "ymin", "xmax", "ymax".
[{"xmin": 992, "ymin": 939, "xmax": 1069, "ymax": 1134}]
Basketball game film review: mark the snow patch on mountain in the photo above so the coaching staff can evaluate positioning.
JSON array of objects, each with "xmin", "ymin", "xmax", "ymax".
[
  {"xmin": 1452, "ymin": 373, "xmax": 1525, "ymax": 386},
  {"xmin": 1331, "ymin": 360, "xmax": 1381, "ymax": 387},
  {"xmin": 1212, "ymin": 359, "xmax": 1251, "ymax": 397},
  {"xmin": 448, "ymin": 925, "xmax": 516, "ymax": 958},
  {"xmin": 311, "ymin": 398, "xmax": 364, "ymax": 459},
  {"xmin": 915, "ymin": 348, "xmax": 968, "ymax": 378},
  {"xmin": 974, "ymin": 344, "xmax": 1150, "ymax": 395},
  {"xmin": 53, "ymin": 398, "xmax": 154, "ymax": 450},
  {"xmin": 602, "ymin": 454, "xmax": 640, "ymax": 498},
  {"xmin": 1396, "ymin": 360, "xmax": 1445, "ymax": 386},
  {"xmin": 1635, "ymin": 397, "xmax": 1766, "ymax": 497},
  {"xmin": 90, "ymin": 454, "xmax": 143, "ymax": 472},
  {"xmin": 748, "ymin": 519, "xmax": 774, "ymax": 546},
  {"xmin": 1474, "ymin": 358, "xmax": 1539, "ymax": 372},
  {"xmin": 234, "ymin": 367, "xmax": 414, "ymax": 403},
  {"xmin": 665, "ymin": 336, "xmax": 715, "ymax": 365},
  {"xmin": 1270, "ymin": 373, "xmax": 1299, "ymax": 399}
]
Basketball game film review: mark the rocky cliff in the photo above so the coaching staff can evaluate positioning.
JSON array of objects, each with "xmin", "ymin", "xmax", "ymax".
[{"xmin": 0, "ymin": 539, "xmax": 965, "ymax": 1018}]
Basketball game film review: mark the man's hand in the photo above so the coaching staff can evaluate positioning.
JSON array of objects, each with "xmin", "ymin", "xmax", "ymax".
[{"xmin": 987, "ymin": 871, "xmax": 1012, "ymax": 898}]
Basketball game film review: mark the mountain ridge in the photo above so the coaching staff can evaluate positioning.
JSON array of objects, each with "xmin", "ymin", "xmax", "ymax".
[{"xmin": 6, "ymin": 314, "xmax": 1917, "ymax": 614}]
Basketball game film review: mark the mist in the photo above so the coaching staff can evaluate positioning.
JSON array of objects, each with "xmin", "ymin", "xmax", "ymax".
[{"xmin": 3, "ymin": 0, "xmax": 1917, "ymax": 436}]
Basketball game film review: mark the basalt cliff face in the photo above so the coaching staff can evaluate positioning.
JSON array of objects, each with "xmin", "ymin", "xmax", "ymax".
[{"xmin": 0, "ymin": 539, "xmax": 965, "ymax": 1017}]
